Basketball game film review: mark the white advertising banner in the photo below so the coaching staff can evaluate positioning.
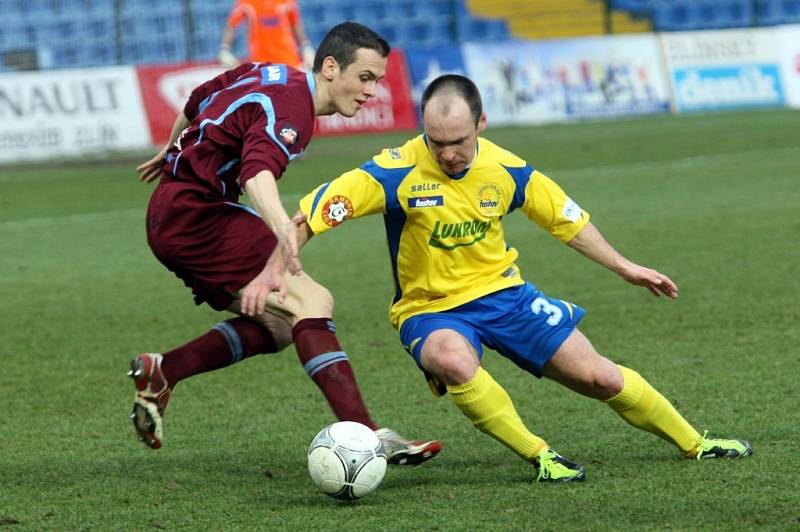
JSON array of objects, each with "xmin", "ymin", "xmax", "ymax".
[
  {"xmin": 779, "ymin": 25, "xmax": 800, "ymax": 108},
  {"xmin": 660, "ymin": 28, "xmax": 784, "ymax": 112},
  {"xmin": 462, "ymin": 34, "xmax": 670, "ymax": 126},
  {"xmin": 0, "ymin": 66, "xmax": 151, "ymax": 162}
]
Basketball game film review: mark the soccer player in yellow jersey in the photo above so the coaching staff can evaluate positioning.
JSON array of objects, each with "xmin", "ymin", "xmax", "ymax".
[{"xmin": 255, "ymin": 75, "xmax": 752, "ymax": 483}]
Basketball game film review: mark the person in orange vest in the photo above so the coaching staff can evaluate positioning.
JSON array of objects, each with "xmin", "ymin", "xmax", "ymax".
[{"xmin": 219, "ymin": 0, "xmax": 315, "ymax": 70}]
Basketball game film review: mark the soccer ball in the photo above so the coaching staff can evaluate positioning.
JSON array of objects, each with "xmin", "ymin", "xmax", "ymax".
[{"xmin": 307, "ymin": 421, "xmax": 387, "ymax": 500}]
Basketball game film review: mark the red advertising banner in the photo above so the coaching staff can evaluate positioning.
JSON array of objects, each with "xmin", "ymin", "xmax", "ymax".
[
  {"xmin": 136, "ymin": 62, "xmax": 225, "ymax": 146},
  {"xmin": 135, "ymin": 49, "xmax": 417, "ymax": 146}
]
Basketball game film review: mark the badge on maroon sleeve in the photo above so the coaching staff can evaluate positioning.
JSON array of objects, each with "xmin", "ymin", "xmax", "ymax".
[
  {"xmin": 321, "ymin": 195, "xmax": 354, "ymax": 227},
  {"xmin": 278, "ymin": 123, "xmax": 298, "ymax": 147}
]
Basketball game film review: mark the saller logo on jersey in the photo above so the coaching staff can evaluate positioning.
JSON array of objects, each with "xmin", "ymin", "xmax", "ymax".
[
  {"xmin": 408, "ymin": 196, "xmax": 444, "ymax": 208},
  {"xmin": 321, "ymin": 195, "xmax": 354, "ymax": 227}
]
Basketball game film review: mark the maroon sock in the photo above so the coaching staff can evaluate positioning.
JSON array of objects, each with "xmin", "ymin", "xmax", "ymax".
[
  {"xmin": 161, "ymin": 317, "xmax": 278, "ymax": 386},
  {"xmin": 292, "ymin": 318, "xmax": 378, "ymax": 430}
]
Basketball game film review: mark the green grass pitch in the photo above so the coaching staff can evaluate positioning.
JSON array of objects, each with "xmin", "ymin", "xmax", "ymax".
[{"xmin": 1, "ymin": 109, "xmax": 798, "ymax": 530}]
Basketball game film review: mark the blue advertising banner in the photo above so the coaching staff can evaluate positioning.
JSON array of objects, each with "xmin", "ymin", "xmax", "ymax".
[
  {"xmin": 404, "ymin": 45, "xmax": 467, "ymax": 114},
  {"xmin": 672, "ymin": 65, "xmax": 784, "ymax": 111},
  {"xmin": 660, "ymin": 28, "xmax": 784, "ymax": 112},
  {"xmin": 461, "ymin": 35, "xmax": 670, "ymax": 125}
]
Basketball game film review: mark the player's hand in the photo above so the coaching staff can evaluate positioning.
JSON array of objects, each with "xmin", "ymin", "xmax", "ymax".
[
  {"xmin": 619, "ymin": 263, "xmax": 678, "ymax": 299},
  {"xmin": 276, "ymin": 218, "xmax": 303, "ymax": 276},
  {"xmin": 218, "ymin": 46, "xmax": 239, "ymax": 68},
  {"xmin": 240, "ymin": 254, "xmax": 288, "ymax": 316},
  {"xmin": 136, "ymin": 147, "xmax": 167, "ymax": 183},
  {"xmin": 291, "ymin": 210, "xmax": 307, "ymax": 228}
]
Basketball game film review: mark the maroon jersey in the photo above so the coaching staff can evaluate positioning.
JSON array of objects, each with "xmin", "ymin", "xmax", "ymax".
[{"xmin": 162, "ymin": 62, "xmax": 316, "ymax": 201}]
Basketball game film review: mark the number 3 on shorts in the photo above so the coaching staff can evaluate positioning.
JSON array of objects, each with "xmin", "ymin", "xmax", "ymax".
[{"xmin": 530, "ymin": 297, "xmax": 563, "ymax": 326}]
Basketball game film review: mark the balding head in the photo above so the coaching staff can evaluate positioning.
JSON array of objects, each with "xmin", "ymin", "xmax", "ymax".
[
  {"xmin": 422, "ymin": 92, "xmax": 473, "ymax": 129},
  {"xmin": 421, "ymin": 75, "xmax": 483, "ymax": 126},
  {"xmin": 420, "ymin": 75, "xmax": 487, "ymax": 176}
]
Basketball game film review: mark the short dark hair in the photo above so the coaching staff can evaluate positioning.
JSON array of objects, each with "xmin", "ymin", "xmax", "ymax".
[
  {"xmin": 421, "ymin": 74, "xmax": 483, "ymax": 125},
  {"xmin": 313, "ymin": 22, "xmax": 391, "ymax": 73}
]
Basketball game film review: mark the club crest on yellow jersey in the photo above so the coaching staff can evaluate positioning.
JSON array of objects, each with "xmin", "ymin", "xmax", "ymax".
[
  {"xmin": 321, "ymin": 195, "xmax": 354, "ymax": 227},
  {"xmin": 478, "ymin": 184, "xmax": 503, "ymax": 214}
]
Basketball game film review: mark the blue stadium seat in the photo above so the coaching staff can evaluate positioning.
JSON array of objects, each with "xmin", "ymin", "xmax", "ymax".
[
  {"xmin": 651, "ymin": 2, "xmax": 696, "ymax": 31},
  {"xmin": 294, "ymin": 0, "xmax": 462, "ymax": 47},
  {"xmin": 191, "ymin": 35, "xmax": 220, "ymax": 62},
  {"xmin": 610, "ymin": 0, "xmax": 654, "ymax": 15},
  {"xmin": 398, "ymin": 21, "xmax": 431, "ymax": 47},
  {"xmin": 300, "ymin": 3, "xmax": 328, "ymax": 26},
  {"xmin": 782, "ymin": 0, "xmax": 800, "ymax": 21},
  {"xmin": 376, "ymin": 24, "xmax": 398, "ymax": 45},
  {"xmin": 121, "ymin": 0, "xmax": 177, "ymax": 16},
  {"xmin": 456, "ymin": 17, "xmax": 509, "ymax": 42},
  {"xmin": 87, "ymin": 1, "xmax": 116, "ymax": 17},
  {"xmin": 724, "ymin": 0, "xmax": 755, "ymax": 27},
  {"xmin": 121, "ymin": 35, "xmax": 188, "ymax": 66},
  {"xmin": 75, "ymin": 40, "xmax": 117, "ymax": 68},
  {"xmin": 192, "ymin": 9, "xmax": 225, "ymax": 40},
  {"xmin": 50, "ymin": 44, "xmax": 81, "ymax": 69},
  {"xmin": 308, "ymin": 28, "xmax": 330, "ymax": 48},
  {"xmin": 391, "ymin": 1, "xmax": 420, "ymax": 21},
  {"xmin": 419, "ymin": 0, "xmax": 453, "ymax": 18},
  {"xmin": 82, "ymin": 16, "xmax": 116, "ymax": 41},
  {"xmin": 427, "ymin": 16, "xmax": 454, "ymax": 44}
]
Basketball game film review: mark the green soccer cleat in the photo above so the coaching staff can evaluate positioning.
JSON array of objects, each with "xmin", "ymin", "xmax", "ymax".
[
  {"xmin": 694, "ymin": 431, "xmax": 753, "ymax": 460},
  {"xmin": 534, "ymin": 448, "xmax": 586, "ymax": 483}
]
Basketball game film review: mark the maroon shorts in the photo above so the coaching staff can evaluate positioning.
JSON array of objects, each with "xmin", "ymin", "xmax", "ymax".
[{"xmin": 146, "ymin": 179, "xmax": 277, "ymax": 311}]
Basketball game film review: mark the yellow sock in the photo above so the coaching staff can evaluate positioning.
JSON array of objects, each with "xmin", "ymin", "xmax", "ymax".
[
  {"xmin": 447, "ymin": 367, "xmax": 547, "ymax": 461},
  {"xmin": 604, "ymin": 365, "xmax": 701, "ymax": 456}
]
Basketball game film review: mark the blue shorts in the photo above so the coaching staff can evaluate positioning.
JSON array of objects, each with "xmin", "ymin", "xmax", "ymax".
[{"xmin": 399, "ymin": 283, "xmax": 585, "ymax": 382}]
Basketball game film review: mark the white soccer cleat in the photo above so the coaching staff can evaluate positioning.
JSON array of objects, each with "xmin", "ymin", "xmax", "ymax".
[
  {"xmin": 127, "ymin": 353, "xmax": 171, "ymax": 450},
  {"xmin": 375, "ymin": 428, "xmax": 443, "ymax": 466}
]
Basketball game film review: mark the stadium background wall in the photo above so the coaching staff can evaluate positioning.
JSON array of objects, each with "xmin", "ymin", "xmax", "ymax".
[{"xmin": 0, "ymin": 23, "xmax": 799, "ymax": 162}]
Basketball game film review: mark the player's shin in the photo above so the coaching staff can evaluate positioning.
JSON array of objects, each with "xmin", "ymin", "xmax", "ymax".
[
  {"xmin": 447, "ymin": 367, "xmax": 547, "ymax": 460},
  {"xmin": 292, "ymin": 318, "xmax": 378, "ymax": 430},
  {"xmin": 604, "ymin": 365, "xmax": 700, "ymax": 456},
  {"xmin": 161, "ymin": 317, "xmax": 278, "ymax": 386}
]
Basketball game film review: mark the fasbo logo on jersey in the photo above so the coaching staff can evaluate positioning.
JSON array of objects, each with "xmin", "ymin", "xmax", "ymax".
[
  {"xmin": 428, "ymin": 219, "xmax": 491, "ymax": 250},
  {"xmin": 408, "ymin": 196, "xmax": 444, "ymax": 208}
]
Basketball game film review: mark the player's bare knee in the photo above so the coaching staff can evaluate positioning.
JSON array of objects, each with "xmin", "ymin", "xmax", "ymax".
[
  {"xmin": 294, "ymin": 278, "xmax": 334, "ymax": 319},
  {"xmin": 249, "ymin": 313, "xmax": 294, "ymax": 351},
  {"xmin": 592, "ymin": 363, "xmax": 624, "ymax": 399},
  {"xmin": 421, "ymin": 331, "xmax": 478, "ymax": 385}
]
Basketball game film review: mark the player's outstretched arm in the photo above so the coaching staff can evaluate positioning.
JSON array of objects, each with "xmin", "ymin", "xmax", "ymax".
[
  {"xmin": 136, "ymin": 112, "xmax": 190, "ymax": 183},
  {"xmin": 567, "ymin": 222, "xmax": 678, "ymax": 299},
  {"xmin": 240, "ymin": 211, "xmax": 309, "ymax": 315},
  {"xmin": 244, "ymin": 170, "xmax": 303, "ymax": 276}
]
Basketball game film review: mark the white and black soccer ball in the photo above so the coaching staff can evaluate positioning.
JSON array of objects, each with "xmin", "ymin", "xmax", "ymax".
[{"xmin": 307, "ymin": 421, "xmax": 387, "ymax": 501}]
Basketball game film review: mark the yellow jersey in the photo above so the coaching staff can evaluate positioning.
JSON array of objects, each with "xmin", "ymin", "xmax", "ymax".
[{"xmin": 298, "ymin": 135, "xmax": 590, "ymax": 329}]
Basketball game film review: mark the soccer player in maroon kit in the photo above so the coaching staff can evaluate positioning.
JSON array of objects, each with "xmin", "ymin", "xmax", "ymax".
[{"xmin": 132, "ymin": 22, "xmax": 442, "ymax": 464}]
